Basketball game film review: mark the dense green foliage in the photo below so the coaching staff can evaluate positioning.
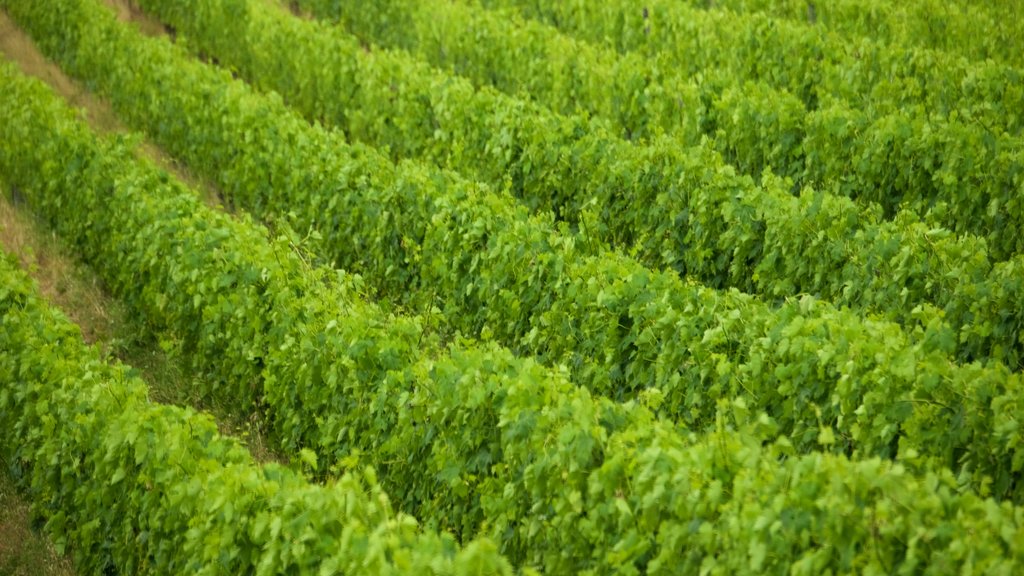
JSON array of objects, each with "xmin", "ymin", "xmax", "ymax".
[
  {"xmin": 2, "ymin": 0, "xmax": 1023, "ymax": 572},
  {"xmin": 9, "ymin": 0, "xmax": 1024, "ymax": 506},
  {"xmin": 0, "ymin": 222, "xmax": 509, "ymax": 573},
  {"xmin": 130, "ymin": 0, "xmax": 1024, "ymax": 371},
  {"xmin": 5, "ymin": 13, "xmax": 1024, "ymax": 574},
  {"xmin": 296, "ymin": 0, "xmax": 1024, "ymax": 262},
  {"xmin": 478, "ymin": 0, "xmax": 1024, "ymax": 135},
  {"xmin": 474, "ymin": 0, "xmax": 1024, "ymax": 253},
  {"xmin": 682, "ymin": 0, "xmax": 1024, "ymax": 69}
]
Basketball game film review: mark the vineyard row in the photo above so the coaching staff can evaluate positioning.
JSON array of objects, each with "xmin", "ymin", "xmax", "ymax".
[
  {"xmin": 0, "ymin": 230, "xmax": 509, "ymax": 574},
  {"xmin": 297, "ymin": 0, "xmax": 1024, "ymax": 259},
  {"xmin": 477, "ymin": 0, "xmax": 1024, "ymax": 137},
  {"xmin": 3, "ymin": 18, "xmax": 1024, "ymax": 572},
  {"xmin": 134, "ymin": 0, "xmax": 1024, "ymax": 369}
]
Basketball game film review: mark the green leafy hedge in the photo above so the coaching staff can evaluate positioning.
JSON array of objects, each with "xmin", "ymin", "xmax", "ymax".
[
  {"xmin": 677, "ymin": 0, "xmax": 1024, "ymax": 70},
  {"xmin": 4, "ymin": 5, "xmax": 1024, "ymax": 573},
  {"xmin": 4, "ymin": 248, "xmax": 1024, "ymax": 573},
  {"xmin": 133, "ymin": 0, "xmax": 1024, "ymax": 369},
  {"xmin": 10, "ymin": 0, "xmax": 1024, "ymax": 501},
  {"xmin": 14, "ymin": 0, "xmax": 1024, "ymax": 492},
  {"xmin": 0, "ymin": 239, "xmax": 510, "ymax": 574},
  {"xmin": 478, "ymin": 0, "xmax": 1024, "ymax": 138},
  {"xmin": 0, "ymin": 53, "xmax": 570, "ymax": 568},
  {"xmin": 295, "ymin": 0, "xmax": 1024, "ymax": 261}
]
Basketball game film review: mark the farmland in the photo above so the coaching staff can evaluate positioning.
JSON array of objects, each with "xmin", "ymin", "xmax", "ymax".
[{"xmin": 0, "ymin": 0, "xmax": 1022, "ymax": 573}]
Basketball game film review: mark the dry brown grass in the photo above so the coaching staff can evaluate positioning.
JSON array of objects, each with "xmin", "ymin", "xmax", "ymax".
[
  {"xmin": 0, "ymin": 476, "xmax": 75, "ymax": 576},
  {"xmin": 0, "ymin": 195, "xmax": 122, "ymax": 346},
  {"xmin": 105, "ymin": 0, "xmax": 169, "ymax": 37}
]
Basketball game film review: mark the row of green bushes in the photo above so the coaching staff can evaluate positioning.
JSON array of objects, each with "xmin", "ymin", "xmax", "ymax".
[
  {"xmin": 137, "ymin": 0, "xmax": 1024, "ymax": 370},
  {"xmin": 295, "ymin": 0, "xmax": 1024, "ymax": 260},
  {"xmin": 477, "ymin": 0, "xmax": 1024, "ymax": 137},
  {"xmin": 3, "ymin": 2, "xmax": 1024, "ymax": 571},
  {"xmin": 676, "ymin": 0, "xmax": 1024, "ymax": 69},
  {"xmin": 11, "ymin": 0, "xmax": 1023, "ymax": 502},
  {"xmin": 0, "ymin": 205, "xmax": 508, "ymax": 573}
]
